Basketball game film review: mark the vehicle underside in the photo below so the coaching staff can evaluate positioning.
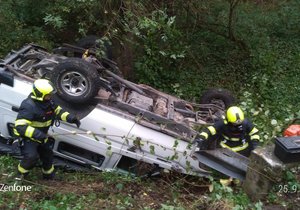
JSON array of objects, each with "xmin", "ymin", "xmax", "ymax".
[{"xmin": 2, "ymin": 43, "xmax": 233, "ymax": 141}]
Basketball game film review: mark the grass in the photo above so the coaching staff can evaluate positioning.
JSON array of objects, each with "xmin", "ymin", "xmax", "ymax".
[{"xmin": 1, "ymin": 155, "xmax": 299, "ymax": 209}]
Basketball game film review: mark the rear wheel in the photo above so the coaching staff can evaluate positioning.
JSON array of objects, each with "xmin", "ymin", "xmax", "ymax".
[
  {"xmin": 199, "ymin": 88, "xmax": 236, "ymax": 122},
  {"xmin": 200, "ymin": 88, "xmax": 235, "ymax": 109},
  {"xmin": 77, "ymin": 35, "xmax": 99, "ymax": 49},
  {"xmin": 50, "ymin": 58, "xmax": 99, "ymax": 104},
  {"xmin": 76, "ymin": 35, "xmax": 121, "ymax": 76},
  {"xmin": 76, "ymin": 35, "xmax": 112, "ymax": 60}
]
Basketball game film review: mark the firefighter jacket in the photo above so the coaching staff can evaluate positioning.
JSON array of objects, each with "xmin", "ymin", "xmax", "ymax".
[
  {"xmin": 14, "ymin": 94, "xmax": 75, "ymax": 143},
  {"xmin": 199, "ymin": 118, "xmax": 260, "ymax": 152}
]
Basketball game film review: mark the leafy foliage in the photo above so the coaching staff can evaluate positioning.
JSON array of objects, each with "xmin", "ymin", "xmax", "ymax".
[
  {"xmin": 0, "ymin": 0, "xmax": 300, "ymax": 208},
  {"xmin": 206, "ymin": 177, "xmax": 264, "ymax": 210},
  {"xmin": 41, "ymin": 0, "xmax": 118, "ymax": 42},
  {"xmin": 123, "ymin": 9, "xmax": 187, "ymax": 91},
  {"xmin": 0, "ymin": 0, "xmax": 51, "ymax": 56},
  {"xmin": 0, "ymin": 0, "xmax": 121, "ymax": 56}
]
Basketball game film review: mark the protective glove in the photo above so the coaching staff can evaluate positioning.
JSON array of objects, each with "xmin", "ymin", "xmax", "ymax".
[
  {"xmin": 192, "ymin": 137, "xmax": 205, "ymax": 148},
  {"xmin": 68, "ymin": 115, "xmax": 81, "ymax": 128},
  {"xmin": 252, "ymin": 141, "xmax": 259, "ymax": 150},
  {"xmin": 74, "ymin": 119, "xmax": 81, "ymax": 128}
]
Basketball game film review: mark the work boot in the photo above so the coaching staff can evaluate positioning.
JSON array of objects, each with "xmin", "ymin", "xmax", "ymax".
[
  {"xmin": 219, "ymin": 177, "xmax": 233, "ymax": 187},
  {"xmin": 232, "ymin": 178, "xmax": 241, "ymax": 186},
  {"xmin": 42, "ymin": 171, "xmax": 62, "ymax": 181},
  {"xmin": 42, "ymin": 171, "xmax": 56, "ymax": 180}
]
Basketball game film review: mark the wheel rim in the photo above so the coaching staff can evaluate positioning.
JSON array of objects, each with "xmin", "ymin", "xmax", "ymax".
[{"xmin": 60, "ymin": 71, "xmax": 88, "ymax": 96}]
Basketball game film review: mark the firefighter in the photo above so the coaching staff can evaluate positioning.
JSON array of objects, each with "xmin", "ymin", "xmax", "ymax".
[
  {"xmin": 196, "ymin": 106, "xmax": 261, "ymax": 157},
  {"xmin": 14, "ymin": 79, "xmax": 81, "ymax": 179}
]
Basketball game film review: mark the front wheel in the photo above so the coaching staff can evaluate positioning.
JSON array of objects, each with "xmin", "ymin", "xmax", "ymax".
[{"xmin": 50, "ymin": 58, "xmax": 99, "ymax": 104}]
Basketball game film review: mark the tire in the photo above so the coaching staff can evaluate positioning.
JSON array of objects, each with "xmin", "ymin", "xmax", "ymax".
[
  {"xmin": 77, "ymin": 36, "xmax": 122, "ymax": 77},
  {"xmin": 76, "ymin": 35, "xmax": 112, "ymax": 60},
  {"xmin": 77, "ymin": 35, "xmax": 98, "ymax": 48},
  {"xmin": 200, "ymin": 88, "xmax": 235, "ymax": 109},
  {"xmin": 50, "ymin": 58, "xmax": 99, "ymax": 104}
]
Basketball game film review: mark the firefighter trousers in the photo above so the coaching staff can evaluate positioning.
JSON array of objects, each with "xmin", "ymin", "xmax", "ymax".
[{"xmin": 18, "ymin": 139, "xmax": 54, "ymax": 174}]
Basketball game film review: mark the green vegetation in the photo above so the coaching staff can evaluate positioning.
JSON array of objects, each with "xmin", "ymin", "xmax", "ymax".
[
  {"xmin": 1, "ymin": 0, "xmax": 300, "ymax": 209},
  {"xmin": 1, "ymin": 155, "xmax": 298, "ymax": 209},
  {"xmin": 1, "ymin": 0, "xmax": 299, "ymax": 146}
]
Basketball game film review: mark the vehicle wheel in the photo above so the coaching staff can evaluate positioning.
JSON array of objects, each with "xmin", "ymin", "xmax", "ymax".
[
  {"xmin": 200, "ymin": 88, "xmax": 235, "ymax": 109},
  {"xmin": 77, "ymin": 35, "xmax": 99, "ymax": 48},
  {"xmin": 76, "ymin": 35, "xmax": 112, "ymax": 60},
  {"xmin": 50, "ymin": 58, "xmax": 99, "ymax": 104}
]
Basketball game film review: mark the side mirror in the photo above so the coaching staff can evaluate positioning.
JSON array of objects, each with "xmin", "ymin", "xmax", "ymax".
[{"xmin": 0, "ymin": 69, "xmax": 14, "ymax": 87}]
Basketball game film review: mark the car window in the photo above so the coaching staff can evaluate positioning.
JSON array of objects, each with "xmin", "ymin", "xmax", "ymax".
[{"xmin": 57, "ymin": 142, "xmax": 105, "ymax": 166}]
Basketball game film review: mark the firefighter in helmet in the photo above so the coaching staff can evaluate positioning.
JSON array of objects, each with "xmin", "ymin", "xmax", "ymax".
[
  {"xmin": 14, "ymin": 79, "xmax": 81, "ymax": 179},
  {"xmin": 196, "ymin": 106, "xmax": 261, "ymax": 157}
]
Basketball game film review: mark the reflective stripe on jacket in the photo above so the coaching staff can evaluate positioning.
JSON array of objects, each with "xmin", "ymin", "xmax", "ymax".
[
  {"xmin": 199, "ymin": 118, "xmax": 260, "ymax": 151},
  {"xmin": 14, "ymin": 94, "xmax": 72, "ymax": 142}
]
